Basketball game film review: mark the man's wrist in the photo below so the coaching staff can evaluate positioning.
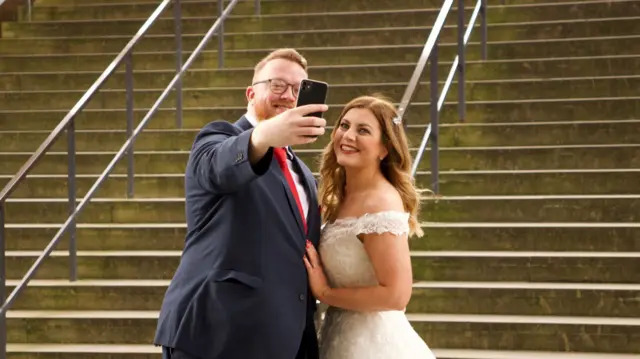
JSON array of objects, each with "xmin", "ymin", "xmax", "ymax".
[{"xmin": 249, "ymin": 127, "xmax": 270, "ymax": 165}]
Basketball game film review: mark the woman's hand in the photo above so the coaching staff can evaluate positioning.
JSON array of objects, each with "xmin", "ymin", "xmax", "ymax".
[{"xmin": 303, "ymin": 240, "xmax": 332, "ymax": 302}]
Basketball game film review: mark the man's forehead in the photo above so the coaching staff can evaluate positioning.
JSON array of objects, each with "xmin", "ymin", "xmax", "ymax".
[{"xmin": 258, "ymin": 59, "xmax": 307, "ymax": 82}]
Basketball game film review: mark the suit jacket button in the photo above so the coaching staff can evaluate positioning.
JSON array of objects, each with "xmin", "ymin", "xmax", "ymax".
[{"xmin": 299, "ymin": 294, "xmax": 305, "ymax": 301}]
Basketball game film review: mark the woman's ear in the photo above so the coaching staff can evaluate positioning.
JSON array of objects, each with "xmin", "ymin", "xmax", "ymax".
[{"xmin": 379, "ymin": 146, "xmax": 389, "ymax": 161}]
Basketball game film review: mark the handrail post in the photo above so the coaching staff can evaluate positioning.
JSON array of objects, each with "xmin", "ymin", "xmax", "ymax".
[
  {"xmin": 217, "ymin": 0, "xmax": 224, "ymax": 68},
  {"xmin": 457, "ymin": 0, "xmax": 466, "ymax": 123},
  {"xmin": 429, "ymin": 43, "xmax": 440, "ymax": 194},
  {"xmin": 25, "ymin": 0, "xmax": 32, "ymax": 21},
  {"xmin": 255, "ymin": 0, "xmax": 261, "ymax": 15},
  {"xmin": 481, "ymin": 0, "xmax": 487, "ymax": 59},
  {"xmin": 0, "ymin": 204, "xmax": 6, "ymax": 359},
  {"xmin": 173, "ymin": 0, "xmax": 183, "ymax": 128},
  {"xmin": 125, "ymin": 51, "xmax": 135, "ymax": 198},
  {"xmin": 66, "ymin": 119, "xmax": 77, "ymax": 281}
]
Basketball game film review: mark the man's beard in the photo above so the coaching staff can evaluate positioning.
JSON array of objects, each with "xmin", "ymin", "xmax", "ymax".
[
  {"xmin": 254, "ymin": 99, "xmax": 293, "ymax": 121},
  {"xmin": 254, "ymin": 99, "xmax": 276, "ymax": 121}
]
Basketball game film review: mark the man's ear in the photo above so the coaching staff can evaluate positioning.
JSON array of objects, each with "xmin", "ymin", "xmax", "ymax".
[{"xmin": 246, "ymin": 86, "xmax": 255, "ymax": 105}]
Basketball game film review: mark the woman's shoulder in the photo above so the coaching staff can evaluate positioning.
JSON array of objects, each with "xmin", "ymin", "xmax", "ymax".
[{"xmin": 360, "ymin": 181, "xmax": 404, "ymax": 214}]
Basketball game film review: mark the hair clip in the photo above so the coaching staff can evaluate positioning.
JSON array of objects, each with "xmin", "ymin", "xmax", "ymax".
[{"xmin": 392, "ymin": 116, "xmax": 402, "ymax": 125}]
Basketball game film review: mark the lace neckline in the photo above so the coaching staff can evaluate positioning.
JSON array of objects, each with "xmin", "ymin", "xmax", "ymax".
[
  {"xmin": 331, "ymin": 210, "xmax": 409, "ymax": 225},
  {"xmin": 321, "ymin": 211, "xmax": 411, "ymax": 241}
]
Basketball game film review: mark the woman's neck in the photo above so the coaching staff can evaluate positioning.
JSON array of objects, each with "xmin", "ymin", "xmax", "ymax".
[{"xmin": 343, "ymin": 165, "xmax": 384, "ymax": 196}]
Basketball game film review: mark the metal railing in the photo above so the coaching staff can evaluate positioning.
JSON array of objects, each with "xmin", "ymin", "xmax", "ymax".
[
  {"xmin": 0, "ymin": 0, "xmax": 259, "ymax": 357},
  {"xmin": 24, "ymin": 0, "xmax": 30, "ymax": 22},
  {"xmin": 396, "ymin": 0, "xmax": 488, "ymax": 193}
]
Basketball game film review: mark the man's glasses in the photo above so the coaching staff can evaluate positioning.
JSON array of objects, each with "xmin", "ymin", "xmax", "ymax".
[{"xmin": 252, "ymin": 78, "xmax": 300, "ymax": 97}]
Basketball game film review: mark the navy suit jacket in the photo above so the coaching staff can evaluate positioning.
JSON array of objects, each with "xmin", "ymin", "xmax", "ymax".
[{"xmin": 154, "ymin": 117, "xmax": 321, "ymax": 359}]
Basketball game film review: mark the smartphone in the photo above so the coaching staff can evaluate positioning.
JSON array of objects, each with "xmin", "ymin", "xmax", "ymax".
[
  {"xmin": 296, "ymin": 79, "xmax": 328, "ymax": 119},
  {"xmin": 296, "ymin": 79, "xmax": 328, "ymax": 139}
]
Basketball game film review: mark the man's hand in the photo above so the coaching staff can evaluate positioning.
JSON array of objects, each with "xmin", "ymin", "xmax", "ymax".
[{"xmin": 249, "ymin": 104, "xmax": 328, "ymax": 164}]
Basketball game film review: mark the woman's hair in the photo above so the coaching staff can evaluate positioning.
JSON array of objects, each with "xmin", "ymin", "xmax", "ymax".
[{"xmin": 318, "ymin": 95, "xmax": 424, "ymax": 237}]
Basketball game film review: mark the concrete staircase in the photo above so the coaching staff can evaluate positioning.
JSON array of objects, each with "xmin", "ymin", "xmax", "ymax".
[{"xmin": 1, "ymin": 0, "xmax": 639, "ymax": 357}]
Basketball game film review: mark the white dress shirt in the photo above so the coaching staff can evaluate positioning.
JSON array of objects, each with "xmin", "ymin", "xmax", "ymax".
[{"xmin": 244, "ymin": 113, "xmax": 309, "ymax": 221}]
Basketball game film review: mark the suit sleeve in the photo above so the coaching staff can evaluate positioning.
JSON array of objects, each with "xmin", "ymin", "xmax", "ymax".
[{"xmin": 187, "ymin": 121, "xmax": 273, "ymax": 193}]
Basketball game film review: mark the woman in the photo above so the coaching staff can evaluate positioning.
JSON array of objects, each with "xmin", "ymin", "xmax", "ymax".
[{"xmin": 303, "ymin": 95, "xmax": 436, "ymax": 358}]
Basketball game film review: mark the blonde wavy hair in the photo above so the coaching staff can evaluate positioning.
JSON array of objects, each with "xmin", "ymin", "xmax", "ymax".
[{"xmin": 318, "ymin": 95, "xmax": 424, "ymax": 237}]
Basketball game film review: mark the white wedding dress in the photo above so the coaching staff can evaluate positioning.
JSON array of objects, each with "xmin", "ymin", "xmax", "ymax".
[{"xmin": 317, "ymin": 211, "xmax": 436, "ymax": 359}]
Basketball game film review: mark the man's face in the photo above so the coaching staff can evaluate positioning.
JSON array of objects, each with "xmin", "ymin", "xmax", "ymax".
[{"xmin": 246, "ymin": 59, "xmax": 308, "ymax": 121}]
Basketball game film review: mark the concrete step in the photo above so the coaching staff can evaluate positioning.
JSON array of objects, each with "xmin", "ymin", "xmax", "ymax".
[
  {"xmin": 5, "ymin": 250, "xmax": 640, "ymax": 282},
  {"xmin": 433, "ymin": 349, "xmax": 640, "ymax": 359},
  {"xmin": 5, "ymin": 310, "xmax": 639, "ymax": 352},
  {"xmin": 415, "ymin": 222, "xmax": 640, "ymax": 252},
  {"xmin": 32, "ymin": 0, "xmax": 615, "ymax": 6},
  {"xmin": 1, "ymin": 34, "xmax": 638, "ymax": 73},
  {"xmin": 6, "ymin": 4, "xmax": 639, "ymax": 38},
  {"xmin": 2, "ymin": 120, "xmax": 638, "ymax": 153},
  {"xmin": 6, "ymin": 345, "xmax": 640, "ymax": 359},
  {"xmin": 7, "ymin": 280, "xmax": 640, "ymax": 318},
  {"xmin": 410, "ymin": 282, "xmax": 640, "ymax": 317},
  {"xmin": 409, "ymin": 313, "xmax": 640, "ymax": 353},
  {"xmin": 419, "ymin": 194, "xmax": 640, "ymax": 222},
  {"xmin": 1, "ymin": 144, "xmax": 638, "ymax": 175},
  {"xmin": 3, "ymin": 56, "xmax": 640, "ymax": 91},
  {"xmin": 2, "ymin": 194, "xmax": 640, "ymax": 224},
  {"xmin": 3, "ymin": 9, "xmax": 464, "ymax": 37},
  {"xmin": 4, "ymin": 222, "xmax": 639, "ymax": 252},
  {"xmin": 2, "ymin": 75, "xmax": 639, "ymax": 112},
  {"xmin": 0, "ymin": 26, "xmax": 442, "ymax": 55},
  {"xmin": 5, "ymin": 11, "xmax": 639, "ymax": 42},
  {"xmin": 2, "ymin": 18, "xmax": 638, "ymax": 56},
  {"xmin": 3, "ymin": 167, "xmax": 639, "ymax": 199},
  {"xmin": 1, "ymin": 95, "xmax": 639, "ymax": 132},
  {"xmin": 26, "ymin": 0, "xmax": 637, "ymax": 21},
  {"xmin": 27, "ymin": 0, "xmax": 454, "ymax": 21},
  {"xmin": 1, "ymin": 30, "xmax": 638, "ymax": 64}
]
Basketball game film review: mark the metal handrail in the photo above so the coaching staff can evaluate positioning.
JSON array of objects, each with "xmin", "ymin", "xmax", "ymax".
[
  {"xmin": 24, "ymin": 0, "xmax": 30, "ymax": 22},
  {"xmin": 0, "ymin": 0, "xmax": 256, "ymax": 357},
  {"xmin": 396, "ymin": 0, "xmax": 487, "ymax": 192}
]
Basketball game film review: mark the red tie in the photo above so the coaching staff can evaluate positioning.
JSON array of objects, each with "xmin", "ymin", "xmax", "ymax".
[{"xmin": 274, "ymin": 147, "xmax": 307, "ymax": 234}]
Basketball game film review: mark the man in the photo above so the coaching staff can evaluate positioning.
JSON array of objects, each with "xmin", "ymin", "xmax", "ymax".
[{"xmin": 154, "ymin": 48, "xmax": 328, "ymax": 359}]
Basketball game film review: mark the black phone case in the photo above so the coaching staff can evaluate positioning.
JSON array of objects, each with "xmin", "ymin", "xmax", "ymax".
[{"xmin": 296, "ymin": 79, "xmax": 328, "ymax": 118}]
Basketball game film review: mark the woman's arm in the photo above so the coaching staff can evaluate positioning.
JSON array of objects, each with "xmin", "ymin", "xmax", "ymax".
[{"xmin": 304, "ymin": 228, "xmax": 413, "ymax": 312}]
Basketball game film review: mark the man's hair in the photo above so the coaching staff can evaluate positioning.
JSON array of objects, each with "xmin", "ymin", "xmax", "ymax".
[{"xmin": 253, "ymin": 48, "xmax": 308, "ymax": 80}]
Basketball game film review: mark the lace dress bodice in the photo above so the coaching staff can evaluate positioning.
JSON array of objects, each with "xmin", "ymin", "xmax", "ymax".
[
  {"xmin": 319, "ymin": 211, "xmax": 410, "ymax": 289},
  {"xmin": 317, "ymin": 211, "xmax": 436, "ymax": 359}
]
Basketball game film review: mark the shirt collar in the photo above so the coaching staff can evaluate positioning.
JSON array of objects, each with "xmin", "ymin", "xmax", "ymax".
[
  {"xmin": 244, "ymin": 112, "xmax": 294, "ymax": 160},
  {"xmin": 244, "ymin": 112, "xmax": 259, "ymax": 128}
]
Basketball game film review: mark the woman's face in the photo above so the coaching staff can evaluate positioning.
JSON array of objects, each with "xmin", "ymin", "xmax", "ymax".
[{"xmin": 333, "ymin": 108, "xmax": 388, "ymax": 169}]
